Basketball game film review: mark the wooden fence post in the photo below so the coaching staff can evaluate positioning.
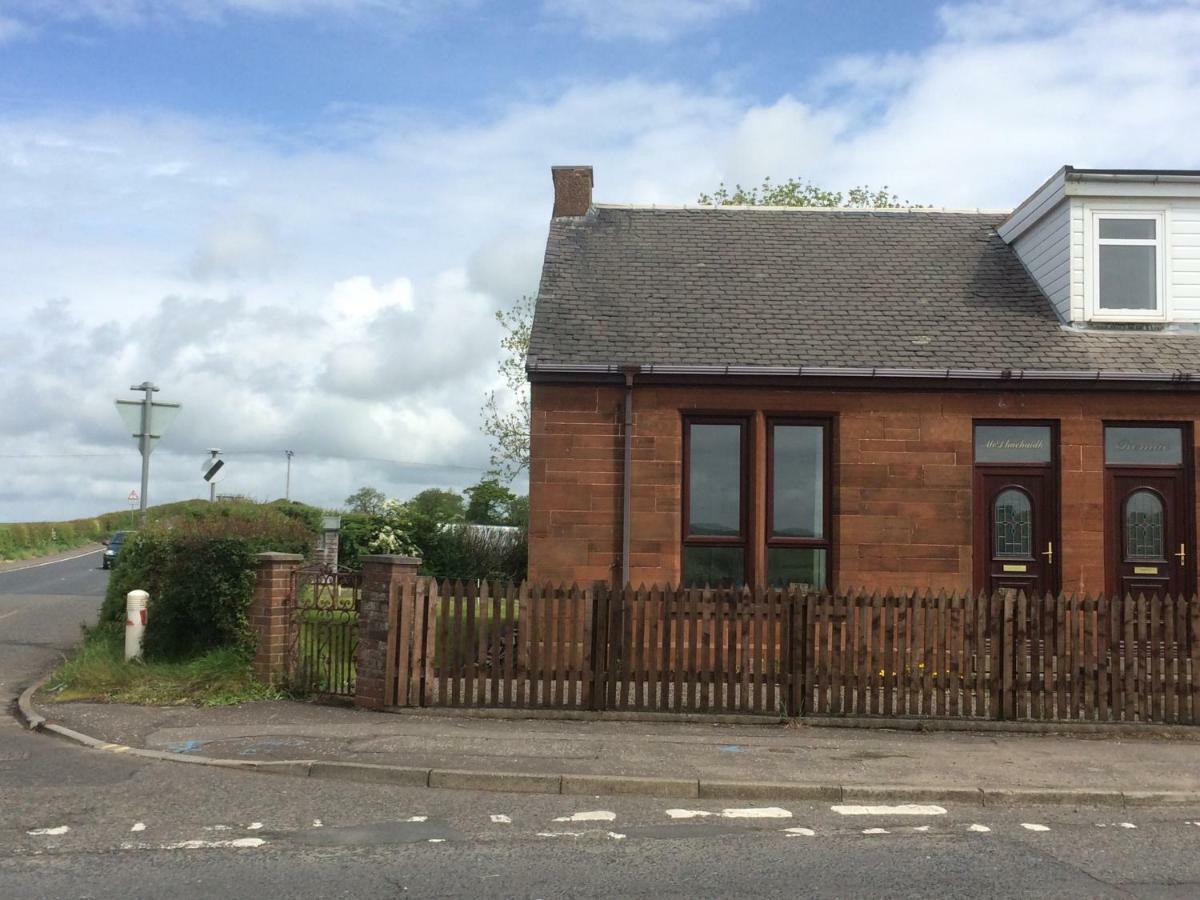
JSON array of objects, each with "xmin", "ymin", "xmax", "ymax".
[
  {"xmin": 1000, "ymin": 592, "xmax": 1016, "ymax": 720},
  {"xmin": 588, "ymin": 581, "xmax": 609, "ymax": 711}
]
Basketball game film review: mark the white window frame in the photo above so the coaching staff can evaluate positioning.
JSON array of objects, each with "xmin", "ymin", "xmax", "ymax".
[{"xmin": 1086, "ymin": 209, "xmax": 1167, "ymax": 322}]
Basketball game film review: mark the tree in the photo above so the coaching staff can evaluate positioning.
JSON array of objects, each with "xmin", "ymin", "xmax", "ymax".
[
  {"xmin": 406, "ymin": 488, "xmax": 465, "ymax": 524},
  {"xmin": 464, "ymin": 478, "xmax": 518, "ymax": 526},
  {"xmin": 698, "ymin": 177, "xmax": 914, "ymax": 209},
  {"xmin": 481, "ymin": 294, "xmax": 534, "ymax": 481},
  {"xmin": 344, "ymin": 486, "xmax": 386, "ymax": 516}
]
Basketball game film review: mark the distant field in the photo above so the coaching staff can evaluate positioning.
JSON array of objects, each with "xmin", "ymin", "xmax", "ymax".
[{"xmin": 0, "ymin": 500, "xmax": 209, "ymax": 561}]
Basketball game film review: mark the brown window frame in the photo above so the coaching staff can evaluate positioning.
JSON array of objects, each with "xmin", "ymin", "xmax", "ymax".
[
  {"xmin": 681, "ymin": 415, "xmax": 751, "ymax": 586},
  {"xmin": 765, "ymin": 417, "xmax": 833, "ymax": 589}
]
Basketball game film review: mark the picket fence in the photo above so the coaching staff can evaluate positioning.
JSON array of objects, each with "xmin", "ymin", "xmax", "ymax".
[{"xmin": 381, "ymin": 580, "xmax": 1200, "ymax": 724}]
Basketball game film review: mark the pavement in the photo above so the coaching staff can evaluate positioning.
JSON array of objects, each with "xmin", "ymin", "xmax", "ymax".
[{"xmin": 32, "ymin": 687, "xmax": 1200, "ymax": 805}]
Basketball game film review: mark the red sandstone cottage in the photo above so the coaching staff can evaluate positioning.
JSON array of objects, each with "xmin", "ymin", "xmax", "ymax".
[{"xmin": 527, "ymin": 165, "xmax": 1200, "ymax": 600}]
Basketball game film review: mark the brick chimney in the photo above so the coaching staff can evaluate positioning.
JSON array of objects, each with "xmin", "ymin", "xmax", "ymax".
[{"xmin": 551, "ymin": 165, "xmax": 593, "ymax": 218}]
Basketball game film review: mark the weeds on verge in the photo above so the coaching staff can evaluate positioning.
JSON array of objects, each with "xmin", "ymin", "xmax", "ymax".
[{"xmin": 43, "ymin": 626, "xmax": 282, "ymax": 707}]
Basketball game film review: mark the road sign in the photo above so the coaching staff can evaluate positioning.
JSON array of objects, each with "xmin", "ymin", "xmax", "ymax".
[
  {"xmin": 115, "ymin": 398, "xmax": 181, "ymax": 456},
  {"xmin": 201, "ymin": 456, "xmax": 226, "ymax": 483},
  {"xmin": 128, "ymin": 490, "xmax": 139, "ymax": 502}
]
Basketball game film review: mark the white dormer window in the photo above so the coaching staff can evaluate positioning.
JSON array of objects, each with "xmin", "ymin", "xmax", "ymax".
[{"xmin": 1089, "ymin": 211, "xmax": 1165, "ymax": 320}]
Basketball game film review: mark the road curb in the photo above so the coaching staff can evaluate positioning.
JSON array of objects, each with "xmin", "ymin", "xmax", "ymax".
[
  {"xmin": 18, "ymin": 689, "xmax": 1200, "ymax": 808},
  {"xmin": 16, "ymin": 676, "xmax": 48, "ymax": 731}
]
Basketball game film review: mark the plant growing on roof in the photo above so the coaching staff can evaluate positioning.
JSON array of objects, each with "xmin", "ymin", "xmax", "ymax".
[{"xmin": 697, "ymin": 177, "xmax": 915, "ymax": 209}]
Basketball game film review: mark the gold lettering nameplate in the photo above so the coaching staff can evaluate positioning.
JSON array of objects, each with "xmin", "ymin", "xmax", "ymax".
[
  {"xmin": 1003, "ymin": 564, "xmax": 1027, "ymax": 573},
  {"xmin": 1134, "ymin": 566, "xmax": 1159, "ymax": 575}
]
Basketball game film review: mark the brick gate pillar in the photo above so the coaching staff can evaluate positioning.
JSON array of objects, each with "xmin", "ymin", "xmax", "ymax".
[
  {"xmin": 355, "ymin": 554, "xmax": 422, "ymax": 710},
  {"xmin": 251, "ymin": 552, "xmax": 305, "ymax": 684}
]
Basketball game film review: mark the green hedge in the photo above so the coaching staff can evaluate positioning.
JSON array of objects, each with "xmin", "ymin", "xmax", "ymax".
[
  {"xmin": 99, "ymin": 501, "xmax": 319, "ymax": 661},
  {"xmin": 0, "ymin": 500, "xmax": 214, "ymax": 561}
]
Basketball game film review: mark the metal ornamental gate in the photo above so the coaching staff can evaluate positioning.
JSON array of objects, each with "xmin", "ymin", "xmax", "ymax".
[{"xmin": 290, "ymin": 564, "xmax": 361, "ymax": 698}]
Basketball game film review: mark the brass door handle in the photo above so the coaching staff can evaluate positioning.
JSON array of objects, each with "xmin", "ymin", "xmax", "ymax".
[
  {"xmin": 1042, "ymin": 541, "xmax": 1053, "ymax": 564},
  {"xmin": 1176, "ymin": 543, "xmax": 1187, "ymax": 564}
]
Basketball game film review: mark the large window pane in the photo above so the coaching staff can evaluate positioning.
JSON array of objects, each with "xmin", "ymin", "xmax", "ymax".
[
  {"xmin": 683, "ymin": 546, "xmax": 745, "ymax": 587},
  {"xmin": 1105, "ymin": 427, "xmax": 1183, "ymax": 465},
  {"xmin": 766, "ymin": 548, "xmax": 827, "ymax": 590},
  {"xmin": 772, "ymin": 425, "xmax": 823, "ymax": 538},
  {"xmin": 1099, "ymin": 218, "xmax": 1156, "ymax": 240},
  {"xmin": 974, "ymin": 425, "xmax": 1052, "ymax": 463},
  {"xmin": 688, "ymin": 423, "xmax": 742, "ymax": 536},
  {"xmin": 1098, "ymin": 244, "xmax": 1156, "ymax": 310}
]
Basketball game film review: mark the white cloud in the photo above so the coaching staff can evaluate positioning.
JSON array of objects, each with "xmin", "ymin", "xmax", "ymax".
[
  {"xmin": 5, "ymin": 0, "xmax": 1200, "ymax": 520},
  {"xmin": 545, "ymin": 0, "xmax": 754, "ymax": 41}
]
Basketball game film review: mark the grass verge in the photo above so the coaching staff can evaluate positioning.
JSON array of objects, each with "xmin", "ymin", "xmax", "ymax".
[{"xmin": 43, "ymin": 626, "xmax": 283, "ymax": 707}]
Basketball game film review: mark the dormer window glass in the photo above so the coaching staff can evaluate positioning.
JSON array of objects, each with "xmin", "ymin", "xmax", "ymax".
[{"xmin": 1092, "ymin": 213, "xmax": 1164, "ymax": 318}]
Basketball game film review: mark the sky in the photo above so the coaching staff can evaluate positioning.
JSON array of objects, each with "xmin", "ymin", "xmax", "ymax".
[{"xmin": 2, "ymin": 0, "xmax": 1200, "ymax": 521}]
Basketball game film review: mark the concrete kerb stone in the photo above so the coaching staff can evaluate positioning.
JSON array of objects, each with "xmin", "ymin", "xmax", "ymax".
[
  {"xmin": 698, "ymin": 780, "xmax": 841, "ymax": 802},
  {"xmin": 1122, "ymin": 790, "xmax": 1200, "ymax": 806},
  {"xmin": 16, "ymin": 680, "xmax": 46, "ymax": 731},
  {"xmin": 841, "ymin": 784, "xmax": 985, "ymax": 806},
  {"xmin": 309, "ymin": 761, "xmax": 430, "ymax": 787},
  {"xmin": 563, "ymin": 774, "xmax": 699, "ymax": 799},
  {"xmin": 428, "ymin": 769, "xmax": 563, "ymax": 794},
  {"xmin": 981, "ymin": 787, "xmax": 1126, "ymax": 807}
]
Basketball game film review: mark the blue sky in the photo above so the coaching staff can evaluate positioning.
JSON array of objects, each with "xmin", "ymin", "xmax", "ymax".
[
  {"xmin": 2, "ymin": 0, "xmax": 1200, "ymax": 520},
  {"xmin": 0, "ymin": 2, "xmax": 942, "ymax": 125}
]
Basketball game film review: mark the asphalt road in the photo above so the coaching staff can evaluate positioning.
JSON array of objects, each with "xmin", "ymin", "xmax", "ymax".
[{"xmin": 3, "ymin": 552, "xmax": 1200, "ymax": 898}]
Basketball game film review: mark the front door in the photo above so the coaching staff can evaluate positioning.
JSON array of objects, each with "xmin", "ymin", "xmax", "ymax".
[
  {"xmin": 1109, "ymin": 471, "xmax": 1189, "ymax": 598},
  {"xmin": 979, "ymin": 471, "xmax": 1054, "ymax": 597},
  {"xmin": 973, "ymin": 422, "xmax": 1059, "ymax": 597},
  {"xmin": 1104, "ymin": 424, "xmax": 1194, "ymax": 599}
]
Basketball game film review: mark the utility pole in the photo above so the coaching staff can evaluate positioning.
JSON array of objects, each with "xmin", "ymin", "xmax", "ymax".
[
  {"xmin": 115, "ymin": 382, "xmax": 180, "ymax": 527},
  {"xmin": 285, "ymin": 450, "xmax": 294, "ymax": 500},
  {"xmin": 135, "ymin": 382, "xmax": 155, "ymax": 522}
]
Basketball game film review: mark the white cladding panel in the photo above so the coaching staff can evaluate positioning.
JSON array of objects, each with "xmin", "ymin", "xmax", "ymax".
[
  {"xmin": 1011, "ymin": 200, "xmax": 1071, "ymax": 321},
  {"xmin": 1170, "ymin": 200, "xmax": 1200, "ymax": 320}
]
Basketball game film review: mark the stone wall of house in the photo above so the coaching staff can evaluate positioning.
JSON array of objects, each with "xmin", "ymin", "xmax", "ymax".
[{"xmin": 528, "ymin": 381, "xmax": 1200, "ymax": 595}]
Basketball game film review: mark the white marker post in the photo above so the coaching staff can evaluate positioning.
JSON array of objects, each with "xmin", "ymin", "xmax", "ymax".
[{"xmin": 125, "ymin": 590, "xmax": 149, "ymax": 661}]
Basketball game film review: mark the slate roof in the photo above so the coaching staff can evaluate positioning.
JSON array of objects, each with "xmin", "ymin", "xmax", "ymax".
[{"xmin": 528, "ymin": 205, "xmax": 1200, "ymax": 378}]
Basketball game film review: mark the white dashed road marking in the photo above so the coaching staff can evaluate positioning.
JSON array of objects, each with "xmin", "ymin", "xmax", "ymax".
[
  {"xmin": 27, "ymin": 826, "xmax": 70, "ymax": 836},
  {"xmin": 783, "ymin": 827, "xmax": 816, "ymax": 837},
  {"xmin": 405, "ymin": 816, "xmax": 428, "ymax": 823},
  {"xmin": 721, "ymin": 807, "xmax": 791, "ymax": 819},
  {"xmin": 130, "ymin": 823, "xmax": 146, "ymax": 833},
  {"xmin": 968, "ymin": 824, "xmax": 991, "ymax": 833},
  {"xmin": 1021, "ymin": 823, "xmax": 1050, "ymax": 832},
  {"xmin": 247, "ymin": 823, "xmax": 264, "ymax": 831},
  {"xmin": 862, "ymin": 828, "xmax": 889, "ymax": 835},
  {"xmin": 165, "ymin": 838, "xmax": 266, "ymax": 850},
  {"xmin": 665, "ymin": 809, "xmax": 714, "ymax": 819},
  {"xmin": 832, "ymin": 804, "xmax": 946, "ymax": 816},
  {"xmin": 490, "ymin": 814, "xmax": 512, "ymax": 824},
  {"xmin": 553, "ymin": 811, "xmax": 616, "ymax": 823}
]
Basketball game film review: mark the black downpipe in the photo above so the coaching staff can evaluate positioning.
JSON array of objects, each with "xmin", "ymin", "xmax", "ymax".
[{"xmin": 620, "ymin": 367, "xmax": 636, "ymax": 588}]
